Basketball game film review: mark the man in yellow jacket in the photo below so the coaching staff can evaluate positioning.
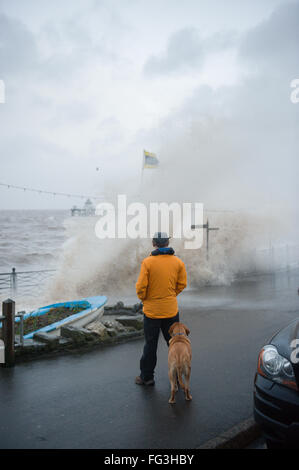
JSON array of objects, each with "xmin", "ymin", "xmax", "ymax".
[{"xmin": 135, "ymin": 232, "xmax": 187, "ymax": 386}]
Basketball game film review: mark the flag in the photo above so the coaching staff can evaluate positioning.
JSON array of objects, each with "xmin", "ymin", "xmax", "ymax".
[{"xmin": 143, "ymin": 150, "xmax": 159, "ymax": 169}]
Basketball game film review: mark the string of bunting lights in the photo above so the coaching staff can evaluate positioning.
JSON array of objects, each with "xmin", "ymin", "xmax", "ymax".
[{"xmin": 0, "ymin": 182, "xmax": 104, "ymax": 201}]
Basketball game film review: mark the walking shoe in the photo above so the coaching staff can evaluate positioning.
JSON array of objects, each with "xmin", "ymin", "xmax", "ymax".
[{"xmin": 135, "ymin": 376, "xmax": 155, "ymax": 386}]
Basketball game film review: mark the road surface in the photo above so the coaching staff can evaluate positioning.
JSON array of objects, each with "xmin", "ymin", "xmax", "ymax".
[{"xmin": 0, "ymin": 269, "xmax": 298, "ymax": 448}]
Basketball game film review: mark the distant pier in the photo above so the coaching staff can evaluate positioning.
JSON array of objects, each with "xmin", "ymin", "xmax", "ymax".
[{"xmin": 71, "ymin": 199, "xmax": 95, "ymax": 217}]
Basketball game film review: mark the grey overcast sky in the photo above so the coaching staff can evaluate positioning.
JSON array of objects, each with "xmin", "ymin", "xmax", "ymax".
[{"xmin": 0, "ymin": 0, "xmax": 298, "ymax": 209}]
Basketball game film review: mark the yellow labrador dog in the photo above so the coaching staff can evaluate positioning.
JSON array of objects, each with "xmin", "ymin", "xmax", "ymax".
[{"xmin": 168, "ymin": 322, "xmax": 192, "ymax": 404}]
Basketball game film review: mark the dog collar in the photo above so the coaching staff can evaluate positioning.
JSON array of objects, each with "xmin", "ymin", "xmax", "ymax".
[{"xmin": 169, "ymin": 334, "xmax": 190, "ymax": 345}]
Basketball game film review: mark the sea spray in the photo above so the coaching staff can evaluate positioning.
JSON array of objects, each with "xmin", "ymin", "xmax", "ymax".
[{"xmin": 45, "ymin": 207, "xmax": 294, "ymax": 303}]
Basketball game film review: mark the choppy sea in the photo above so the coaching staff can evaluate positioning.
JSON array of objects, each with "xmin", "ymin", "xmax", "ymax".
[{"xmin": 0, "ymin": 210, "xmax": 68, "ymax": 271}]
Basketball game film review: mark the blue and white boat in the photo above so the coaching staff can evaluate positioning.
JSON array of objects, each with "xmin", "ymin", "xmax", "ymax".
[{"xmin": 3, "ymin": 295, "xmax": 107, "ymax": 340}]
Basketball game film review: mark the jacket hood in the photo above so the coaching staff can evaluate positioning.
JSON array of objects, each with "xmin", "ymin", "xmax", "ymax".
[{"xmin": 151, "ymin": 247, "xmax": 175, "ymax": 256}]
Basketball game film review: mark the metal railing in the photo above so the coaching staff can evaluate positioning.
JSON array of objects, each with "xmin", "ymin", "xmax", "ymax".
[
  {"xmin": 0, "ymin": 267, "xmax": 56, "ymax": 298},
  {"xmin": 0, "ymin": 269, "xmax": 58, "ymax": 352},
  {"xmin": 15, "ymin": 311, "xmax": 25, "ymax": 346}
]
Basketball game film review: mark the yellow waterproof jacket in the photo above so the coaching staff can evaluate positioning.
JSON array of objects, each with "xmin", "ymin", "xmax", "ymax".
[{"xmin": 136, "ymin": 249, "xmax": 187, "ymax": 319}]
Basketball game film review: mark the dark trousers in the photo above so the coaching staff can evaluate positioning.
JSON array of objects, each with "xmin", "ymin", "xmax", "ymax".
[{"xmin": 140, "ymin": 312, "xmax": 180, "ymax": 381}]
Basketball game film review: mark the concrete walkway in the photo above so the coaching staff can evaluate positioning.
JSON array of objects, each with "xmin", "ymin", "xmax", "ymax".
[{"xmin": 1, "ymin": 270, "xmax": 298, "ymax": 449}]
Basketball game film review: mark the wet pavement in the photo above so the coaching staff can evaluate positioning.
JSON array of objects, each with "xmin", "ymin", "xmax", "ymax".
[{"xmin": 0, "ymin": 269, "xmax": 299, "ymax": 449}]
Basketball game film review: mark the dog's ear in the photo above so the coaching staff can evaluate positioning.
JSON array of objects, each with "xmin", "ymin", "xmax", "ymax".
[
  {"xmin": 183, "ymin": 324, "xmax": 190, "ymax": 336},
  {"xmin": 169, "ymin": 322, "xmax": 179, "ymax": 336}
]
